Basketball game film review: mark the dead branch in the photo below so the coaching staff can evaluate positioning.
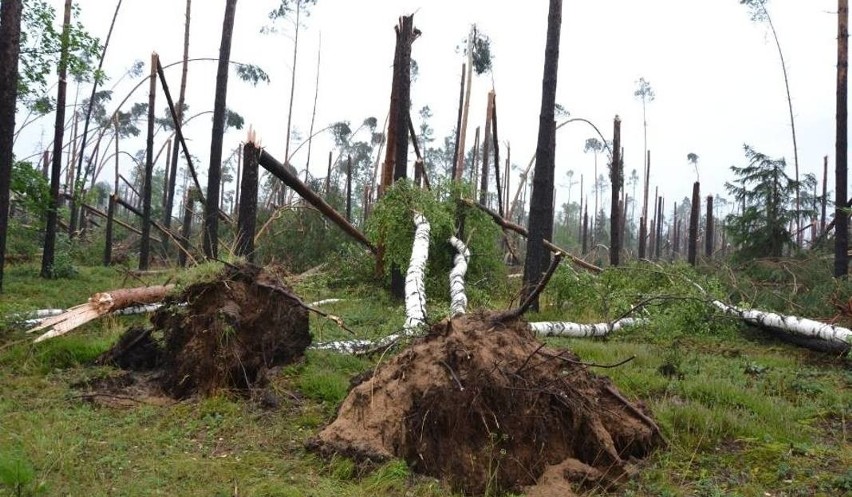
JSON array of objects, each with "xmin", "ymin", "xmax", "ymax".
[{"xmin": 493, "ymin": 253, "xmax": 563, "ymax": 322}]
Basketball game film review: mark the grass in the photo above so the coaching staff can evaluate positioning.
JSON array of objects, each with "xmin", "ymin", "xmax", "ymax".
[{"xmin": 1, "ymin": 261, "xmax": 850, "ymax": 496}]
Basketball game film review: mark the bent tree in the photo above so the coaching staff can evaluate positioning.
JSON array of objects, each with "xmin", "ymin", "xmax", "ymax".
[{"xmin": 523, "ymin": 0, "xmax": 562, "ymax": 310}]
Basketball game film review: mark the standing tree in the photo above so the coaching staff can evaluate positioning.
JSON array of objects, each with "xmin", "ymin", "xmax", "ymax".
[
  {"xmin": 837, "ymin": 0, "xmax": 849, "ymax": 277},
  {"xmin": 204, "ymin": 0, "xmax": 239, "ymax": 259},
  {"xmin": 264, "ymin": 0, "xmax": 318, "ymax": 203},
  {"xmin": 741, "ymin": 0, "xmax": 801, "ymax": 244},
  {"xmin": 453, "ymin": 25, "xmax": 492, "ymax": 181},
  {"xmin": 0, "ymin": 0, "xmax": 22, "ymax": 292},
  {"xmin": 634, "ymin": 78, "xmax": 654, "ymax": 258},
  {"xmin": 725, "ymin": 145, "xmax": 815, "ymax": 259},
  {"xmin": 584, "ymin": 137, "xmax": 603, "ymax": 240},
  {"xmin": 41, "ymin": 0, "xmax": 73, "ymax": 278},
  {"xmin": 164, "ymin": 0, "xmax": 192, "ymax": 233},
  {"xmin": 522, "ymin": 0, "xmax": 562, "ymax": 310},
  {"xmin": 610, "ymin": 116, "xmax": 622, "ymax": 266}
]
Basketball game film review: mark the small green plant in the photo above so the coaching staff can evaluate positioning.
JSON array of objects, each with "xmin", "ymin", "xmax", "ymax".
[{"xmin": 0, "ymin": 450, "xmax": 36, "ymax": 497}]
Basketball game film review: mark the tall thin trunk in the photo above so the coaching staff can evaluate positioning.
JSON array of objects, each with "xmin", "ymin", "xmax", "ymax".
[
  {"xmin": 204, "ymin": 0, "xmax": 238, "ymax": 260},
  {"xmin": 389, "ymin": 15, "xmax": 418, "ymax": 298},
  {"xmin": 610, "ymin": 115, "xmax": 622, "ymax": 266},
  {"xmin": 233, "ymin": 143, "xmax": 242, "ymax": 215},
  {"xmin": 104, "ymin": 194, "xmax": 115, "ymax": 265},
  {"xmin": 165, "ymin": 0, "xmax": 192, "ymax": 230},
  {"xmin": 836, "ymin": 0, "xmax": 849, "ymax": 278},
  {"xmin": 454, "ymin": 32, "xmax": 474, "ymax": 181},
  {"xmin": 821, "ymin": 154, "xmax": 828, "ymax": 233},
  {"xmin": 639, "ymin": 150, "xmax": 650, "ymax": 258},
  {"xmin": 41, "ymin": 0, "xmax": 72, "ymax": 279},
  {"xmin": 346, "ymin": 154, "xmax": 352, "ymax": 222},
  {"xmin": 139, "ymin": 52, "xmax": 158, "ymax": 271},
  {"xmin": 492, "ymin": 93, "xmax": 503, "ymax": 217},
  {"xmin": 706, "ymin": 195, "xmax": 714, "ymax": 258},
  {"xmin": 451, "ymin": 63, "xmax": 465, "ymax": 181},
  {"xmin": 71, "ymin": 0, "xmax": 123, "ymax": 235},
  {"xmin": 305, "ymin": 32, "xmax": 321, "ymax": 179},
  {"xmin": 522, "ymin": 0, "xmax": 562, "ymax": 310},
  {"xmin": 688, "ymin": 182, "xmax": 700, "ymax": 266},
  {"xmin": 0, "ymin": 0, "xmax": 22, "ymax": 291},
  {"xmin": 480, "ymin": 92, "xmax": 494, "ymax": 205}
]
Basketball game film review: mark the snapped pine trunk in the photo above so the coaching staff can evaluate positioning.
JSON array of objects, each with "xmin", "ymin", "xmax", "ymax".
[
  {"xmin": 610, "ymin": 115, "xmax": 622, "ymax": 266},
  {"xmin": 28, "ymin": 285, "xmax": 174, "ymax": 343}
]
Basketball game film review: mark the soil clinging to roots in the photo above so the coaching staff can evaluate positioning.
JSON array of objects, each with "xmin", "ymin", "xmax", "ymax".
[
  {"xmin": 98, "ymin": 263, "xmax": 310, "ymax": 399},
  {"xmin": 311, "ymin": 313, "xmax": 663, "ymax": 496}
]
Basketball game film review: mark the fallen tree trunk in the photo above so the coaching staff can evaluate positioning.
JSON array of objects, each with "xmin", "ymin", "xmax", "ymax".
[
  {"xmin": 448, "ymin": 236, "xmax": 470, "ymax": 316},
  {"xmin": 530, "ymin": 318, "xmax": 645, "ymax": 338},
  {"xmin": 713, "ymin": 300, "xmax": 852, "ymax": 349},
  {"xmin": 27, "ymin": 285, "xmax": 174, "ymax": 343},
  {"xmin": 404, "ymin": 213, "xmax": 430, "ymax": 331}
]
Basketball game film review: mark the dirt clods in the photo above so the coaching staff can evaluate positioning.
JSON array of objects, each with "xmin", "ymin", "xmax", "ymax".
[
  {"xmin": 98, "ymin": 263, "xmax": 310, "ymax": 398},
  {"xmin": 311, "ymin": 313, "xmax": 663, "ymax": 496}
]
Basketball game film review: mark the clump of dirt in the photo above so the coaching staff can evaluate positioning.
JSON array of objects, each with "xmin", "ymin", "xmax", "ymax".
[
  {"xmin": 310, "ymin": 313, "xmax": 663, "ymax": 496},
  {"xmin": 97, "ymin": 263, "xmax": 310, "ymax": 399}
]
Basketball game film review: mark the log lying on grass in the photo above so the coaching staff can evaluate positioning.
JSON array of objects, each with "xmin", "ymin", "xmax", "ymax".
[
  {"xmin": 448, "ymin": 236, "xmax": 470, "ymax": 316},
  {"xmin": 26, "ymin": 285, "xmax": 174, "ymax": 343},
  {"xmin": 531, "ymin": 318, "xmax": 646, "ymax": 337},
  {"xmin": 712, "ymin": 300, "xmax": 852, "ymax": 350}
]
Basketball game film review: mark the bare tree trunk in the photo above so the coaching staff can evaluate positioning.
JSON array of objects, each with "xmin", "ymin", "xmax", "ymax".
[
  {"xmin": 346, "ymin": 154, "xmax": 352, "ymax": 222},
  {"xmin": 821, "ymin": 154, "xmax": 828, "ymax": 233},
  {"xmin": 204, "ymin": 0, "xmax": 239, "ymax": 260},
  {"xmin": 41, "ymin": 0, "xmax": 72, "ymax": 279},
  {"xmin": 705, "ymin": 195, "xmax": 714, "ymax": 258},
  {"xmin": 165, "ymin": 0, "xmax": 192, "ymax": 230},
  {"xmin": 70, "ymin": 0, "xmax": 123, "ymax": 236},
  {"xmin": 104, "ymin": 194, "xmax": 115, "ymax": 265},
  {"xmin": 837, "ymin": 0, "xmax": 849, "ymax": 278},
  {"xmin": 688, "ymin": 182, "xmax": 700, "ymax": 266},
  {"xmin": 492, "ymin": 93, "xmax": 503, "ymax": 217},
  {"xmin": 0, "ymin": 0, "xmax": 23, "ymax": 291},
  {"xmin": 236, "ymin": 139, "xmax": 259, "ymax": 261},
  {"xmin": 451, "ymin": 63, "xmax": 465, "ymax": 182},
  {"xmin": 610, "ymin": 115, "xmax": 622, "ymax": 266},
  {"xmin": 639, "ymin": 151, "xmax": 650, "ymax": 258},
  {"xmin": 178, "ymin": 189, "xmax": 195, "ymax": 267},
  {"xmin": 282, "ymin": 0, "xmax": 301, "ymax": 171},
  {"xmin": 672, "ymin": 202, "xmax": 679, "ymax": 259},
  {"xmin": 522, "ymin": 0, "xmax": 562, "ymax": 311},
  {"xmin": 139, "ymin": 53, "xmax": 158, "ymax": 271},
  {"xmin": 656, "ymin": 196, "xmax": 663, "ymax": 260},
  {"xmin": 480, "ymin": 92, "xmax": 494, "ymax": 205},
  {"xmin": 305, "ymin": 33, "xmax": 321, "ymax": 179},
  {"xmin": 454, "ymin": 33, "xmax": 474, "ymax": 181},
  {"xmin": 582, "ymin": 205, "xmax": 588, "ymax": 255}
]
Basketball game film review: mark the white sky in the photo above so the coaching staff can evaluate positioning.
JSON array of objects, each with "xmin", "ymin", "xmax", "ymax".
[{"xmin": 17, "ymin": 0, "xmax": 842, "ymax": 219}]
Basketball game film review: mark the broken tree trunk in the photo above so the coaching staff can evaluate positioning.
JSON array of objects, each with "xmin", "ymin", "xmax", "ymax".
[
  {"xmin": 530, "ymin": 318, "xmax": 645, "ymax": 338},
  {"xmin": 27, "ymin": 284, "xmax": 174, "ymax": 343},
  {"xmin": 258, "ymin": 149, "xmax": 377, "ymax": 253},
  {"xmin": 236, "ymin": 131, "xmax": 260, "ymax": 261},
  {"xmin": 449, "ymin": 236, "xmax": 470, "ymax": 317},
  {"xmin": 405, "ymin": 213, "xmax": 430, "ymax": 331}
]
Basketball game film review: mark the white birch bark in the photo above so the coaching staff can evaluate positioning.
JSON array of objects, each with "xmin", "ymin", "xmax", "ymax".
[
  {"xmin": 712, "ymin": 301, "xmax": 852, "ymax": 346},
  {"xmin": 308, "ymin": 298, "xmax": 343, "ymax": 307},
  {"xmin": 448, "ymin": 236, "xmax": 470, "ymax": 316},
  {"xmin": 404, "ymin": 213, "xmax": 430, "ymax": 331},
  {"xmin": 530, "ymin": 318, "xmax": 645, "ymax": 338}
]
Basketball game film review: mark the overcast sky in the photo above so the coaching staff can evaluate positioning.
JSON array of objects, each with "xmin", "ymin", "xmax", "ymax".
[{"xmin": 17, "ymin": 0, "xmax": 842, "ymax": 220}]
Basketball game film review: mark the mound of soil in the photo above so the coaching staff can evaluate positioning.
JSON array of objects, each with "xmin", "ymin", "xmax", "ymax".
[
  {"xmin": 310, "ymin": 313, "xmax": 663, "ymax": 496},
  {"xmin": 98, "ymin": 263, "xmax": 310, "ymax": 398}
]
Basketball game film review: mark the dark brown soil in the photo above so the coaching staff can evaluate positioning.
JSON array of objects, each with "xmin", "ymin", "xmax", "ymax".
[
  {"xmin": 97, "ymin": 263, "xmax": 311, "ymax": 399},
  {"xmin": 310, "ymin": 313, "xmax": 663, "ymax": 496}
]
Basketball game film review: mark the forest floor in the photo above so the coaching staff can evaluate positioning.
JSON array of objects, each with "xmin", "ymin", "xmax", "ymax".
[{"xmin": 0, "ymin": 262, "xmax": 850, "ymax": 497}]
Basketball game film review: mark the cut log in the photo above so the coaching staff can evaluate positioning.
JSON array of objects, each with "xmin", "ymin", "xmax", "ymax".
[
  {"xmin": 404, "ymin": 213, "xmax": 430, "ymax": 331},
  {"xmin": 530, "ymin": 318, "xmax": 645, "ymax": 338},
  {"xmin": 27, "ymin": 285, "xmax": 174, "ymax": 343},
  {"xmin": 448, "ymin": 236, "xmax": 470, "ymax": 316}
]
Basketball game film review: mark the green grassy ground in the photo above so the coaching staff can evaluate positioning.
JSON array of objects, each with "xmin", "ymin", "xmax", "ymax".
[{"xmin": 0, "ymin": 263, "xmax": 850, "ymax": 496}]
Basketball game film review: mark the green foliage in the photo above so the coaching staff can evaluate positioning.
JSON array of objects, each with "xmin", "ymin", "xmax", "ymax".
[
  {"xmin": 233, "ymin": 63, "xmax": 270, "ymax": 86},
  {"xmin": 18, "ymin": 0, "xmax": 103, "ymax": 113},
  {"xmin": 10, "ymin": 161, "xmax": 49, "ymax": 219},
  {"xmin": 43, "ymin": 233, "xmax": 77, "ymax": 279},
  {"xmin": 365, "ymin": 180, "xmax": 504, "ymax": 306},
  {"xmin": 458, "ymin": 25, "xmax": 493, "ymax": 75},
  {"xmin": 725, "ymin": 145, "xmax": 816, "ymax": 259}
]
